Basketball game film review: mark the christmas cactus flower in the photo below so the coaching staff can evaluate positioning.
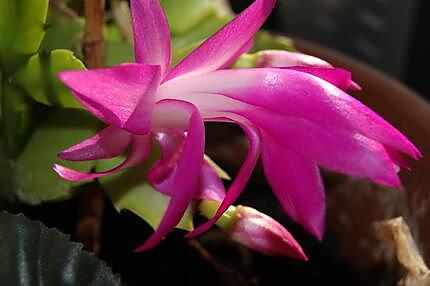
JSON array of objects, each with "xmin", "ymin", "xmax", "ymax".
[{"xmin": 54, "ymin": 0, "xmax": 420, "ymax": 252}]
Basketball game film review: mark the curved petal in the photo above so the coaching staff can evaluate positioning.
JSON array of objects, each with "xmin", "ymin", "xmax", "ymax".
[
  {"xmin": 159, "ymin": 68, "xmax": 420, "ymax": 159},
  {"xmin": 130, "ymin": 0, "xmax": 171, "ymax": 77},
  {"xmin": 53, "ymin": 134, "xmax": 152, "ymax": 181},
  {"xmin": 136, "ymin": 100, "xmax": 205, "ymax": 251},
  {"xmin": 59, "ymin": 64, "xmax": 161, "ymax": 134},
  {"xmin": 255, "ymin": 50, "xmax": 333, "ymax": 69},
  {"xmin": 149, "ymin": 133, "xmax": 225, "ymax": 202},
  {"xmin": 261, "ymin": 132, "xmax": 325, "ymax": 240},
  {"xmin": 166, "ymin": 0, "xmax": 275, "ymax": 79},
  {"xmin": 284, "ymin": 67, "xmax": 361, "ymax": 91},
  {"xmin": 58, "ymin": 126, "xmax": 131, "ymax": 161},
  {"xmin": 186, "ymin": 120, "xmax": 261, "ymax": 238}
]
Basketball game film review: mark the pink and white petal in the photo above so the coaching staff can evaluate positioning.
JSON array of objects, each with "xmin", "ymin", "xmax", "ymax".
[
  {"xmin": 239, "ymin": 109, "xmax": 402, "ymax": 187},
  {"xmin": 255, "ymin": 50, "xmax": 333, "ymax": 69},
  {"xmin": 284, "ymin": 67, "xmax": 361, "ymax": 91},
  {"xmin": 186, "ymin": 120, "xmax": 261, "ymax": 238},
  {"xmin": 136, "ymin": 100, "xmax": 205, "ymax": 251},
  {"xmin": 261, "ymin": 132, "xmax": 325, "ymax": 240},
  {"xmin": 166, "ymin": 0, "xmax": 275, "ymax": 79},
  {"xmin": 160, "ymin": 68, "xmax": 420, "ymax": 159},
  {"xmin": 59, "ymin": 64, "xmax": 161, "ymax": 134},
  {"xmin": 53, "ymin": 134, "xmax": 152, "ymax": 181},
  {"xmin": 130, "ymin": 0, "xmax": 171, "ymax": 77},
  {"xmin": 59, "ymin": 126, "xmax": 131, "ymax": 161}
]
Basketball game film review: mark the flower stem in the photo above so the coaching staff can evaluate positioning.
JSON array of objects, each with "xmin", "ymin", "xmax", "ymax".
[
  {"xmin": 83, "ymin": 0, "xmax": 105, "ymax": 69},
  {"xmin": 75, "ymin": 0, "xmax": 106, "ymax": 255}
]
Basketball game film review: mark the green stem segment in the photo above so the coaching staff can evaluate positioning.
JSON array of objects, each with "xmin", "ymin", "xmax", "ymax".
[{"xmin": 199, "ymin": 200, "xmax": 239, "ymax": 231}]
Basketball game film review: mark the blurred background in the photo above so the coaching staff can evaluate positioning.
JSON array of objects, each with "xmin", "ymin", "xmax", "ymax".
[{"xmin": 232, "ymin": 0, "xmax": 429, "ymax": 99}]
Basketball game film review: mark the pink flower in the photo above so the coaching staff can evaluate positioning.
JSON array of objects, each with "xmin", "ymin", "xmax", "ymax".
[{"xmin": 54, "ymin": 0, "xmax": 420, "ymax": 252}]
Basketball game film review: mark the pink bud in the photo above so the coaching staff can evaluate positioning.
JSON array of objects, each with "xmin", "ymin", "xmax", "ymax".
[
  {"xmin": 229, "ymin": 206, "xmax": 308, "ymax": 260},
  {"xmin": 255, "ymin": 50, "xmax": 333, "ymax": 68}
]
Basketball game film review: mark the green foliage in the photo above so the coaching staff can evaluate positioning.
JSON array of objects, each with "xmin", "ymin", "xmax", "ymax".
[
  {"xmin": 41, "ymin": 11, "xmax": 85, "ymax": 53},
  {"xmin": 105, "ymin": 42, "xmax": 135, "ymax": 67},
  {"xmin": 0, "ymin": 0, "xmax": 49, "ymax": 74},
  {"xmin": 13, "ymin": 49, "xmax": 85, "ymax": 108},
  {"xmin": 14, "ymin": 109, "xmax": 100, "ymax": 204},
  {"xmin": 0, "ymin": 82, "xmax": 47, "ymax": 158},
  {"xmin": 161, "ymin": 0, "xmax": 216, "ymax": 35},
  {"xmin": 0, "ymin": 212, "xmax": 120, "ymax": 285},
  {"xmin": 251, "ymin": 30, "xmax": 296, "ymax": 52},
  {"xmin": 98, "ymin": 155, "xmax": 194, "ymax": 231}
]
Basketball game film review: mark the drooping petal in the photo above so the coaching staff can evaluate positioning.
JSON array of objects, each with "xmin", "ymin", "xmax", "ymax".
[
  {"xmin": 255, "ymin": 50, "xmax": 333, "ymax": 69},
  {"xmin": 159, "ymin": 68, "xmax": 420, "ymax": 159},
  {"xmin": 261, "ymin": 132, "xmax": 325, "ymax": 240},
  {"xmin": 53, "ymin": 134, "xmax": 152, "ymax": 181},
  {"xmin": 58, "ymin": 126, "xmax": 131, "ymax": 161},
  {"xmin": 166, "ymin": 0, "xmax": 276, "ymax": 79},
  {"xmin": 130, "ymin": 0, "xmax": 171, "ymax": 77},
  {"xmin": 240, "ymin": 108, "xmax": 402, "ymax": 187},
  {"xmin": 187, "ymin": 120, "xmax": 261, "ymax": 238},
  {"xmin": 159, "ymin": 89, "xmax": 402, "ymax": 185},
  {"xmin": 136, "ymin": 100, "xmax": 205, "ymax": 251},
  {"xmin": 59, "ymin": 64, "xmax": 161, "ymax": 134},
  {"xmin": 284, "ymin": 67, "xmax": 361, "ymax": 91}
]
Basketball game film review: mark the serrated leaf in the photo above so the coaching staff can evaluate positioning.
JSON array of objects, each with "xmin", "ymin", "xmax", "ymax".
[
  {"xmin": 161, "ymin": 0, "xmax": 216, "ymax": 35},
  {"xmin": 0, "ymin": 212, "xmax": 120, "ymax": 286},
  {"xmin": 13, "ymin": 49, "xmax": 85, "ymax": 108},
  {"xmin": 98, "ymin": 156, "xmax": 194, "ymax": 231},
  {"xmin": 0, "ymin": 0, "xmax": 49, "ymax": 74},
  {"xmin": 14, "ymin": 109, "xmax": 100, "ymax": 204}
]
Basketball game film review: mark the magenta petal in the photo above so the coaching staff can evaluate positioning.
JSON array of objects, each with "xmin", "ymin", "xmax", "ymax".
[
  {"xmin": 160, "ymin": 68, "xmax": 420, "ymax": 159},
  {"xmin": 196, "ymin": 162, "xmax": 226, "ymax": 202},
  {"xmin": 148, "ymin": 133, "xmax": 225, "ymax": 202},
  {"xmin": 385, "ymin": 146, "xmax": 411, "ymax": 170},
  {"xmin": 58, "ymin": 126, "xmax": 131, "ymax": 161},
  {"xmin": 255, "ymin": 50, "xmax": 333, "ymax": 69},
  {"xmin": 261, "ymin": 133, "xmax": 325, "ymax": 240},
  {"xmin": 136, "ymin": 100, "xmax": 205, "ymax": 251},
  {"xmin": 284, "ymin": 67, "xmax": 361, "ymax": 91},
  {"xmin": 240, "ymin": 109, "xmax": 402, "ymax": 187},
  {"xmin": 166, "ymin": 0, "xmax": 275, "ymax": 79},
  {"xmin": 53, "ymin": 135, "xmax": 152, "ymax": 181},
  {"xmin": 186, "ymin": 122, "xmax": 261, "ymax": 238},
  {"xmin": 59, "ymin": 64, "xmax": 161, "ymax": 134},
  {"xmin": 130, "ymin": 0, "xmax": 171, "ymax": 77}
]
